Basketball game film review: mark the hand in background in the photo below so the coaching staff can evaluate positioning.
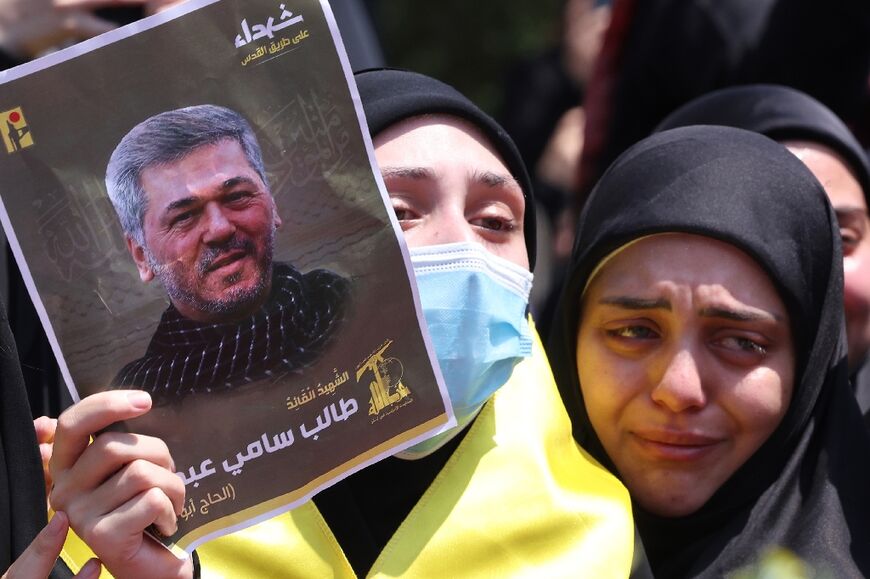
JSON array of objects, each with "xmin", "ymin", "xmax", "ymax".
[
  {"xmin": 0, "ymin": 0, "xmax": 188, "ymax": 59},
  {"xmin": 1, "ymin": 512, "xmax": 101, "ymax": 579},
  {"xmin": 33, "ymin": 416, "xmax": 56, "ymax": 508}
]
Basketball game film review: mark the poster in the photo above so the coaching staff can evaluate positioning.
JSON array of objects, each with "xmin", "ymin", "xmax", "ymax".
[{"xmin": 0, "ymin": 0, "xmax": 453, "ymax": 555}]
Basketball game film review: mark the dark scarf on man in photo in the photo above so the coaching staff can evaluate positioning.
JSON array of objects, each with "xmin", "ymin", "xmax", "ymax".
[
  {"xmin": 548, "ymin": 126, "xmax": 870, "ymax": 577},
  {"xmin": 112, "ymin": 263, "xmax": 349, "ymax": 405},
  {"xmin": 657, "ymin": 83, "xmax": 870, "ymax": 423}
]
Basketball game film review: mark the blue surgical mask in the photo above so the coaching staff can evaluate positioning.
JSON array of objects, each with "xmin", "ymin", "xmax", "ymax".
[{"xmin": 396, "ymin": 242, "xmax": 534, "ymax": 459}]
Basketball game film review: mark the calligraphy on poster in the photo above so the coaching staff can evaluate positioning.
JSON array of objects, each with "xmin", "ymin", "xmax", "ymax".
[
  {"xmin": 259, "ymin": 90, "xmax": 352, "ymax": 194},
  {"xmin": 35, "ymin": 181, "xmax": 125, "ymax": 282},
  {"xmin": 176, "ymin": 396, "xmax": 360, "ymax": 488}
]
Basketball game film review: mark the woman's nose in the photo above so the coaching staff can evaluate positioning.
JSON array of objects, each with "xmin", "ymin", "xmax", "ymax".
[{"xmin": 650, "ymin": 348, "xmax": 707, "ymax": 413}]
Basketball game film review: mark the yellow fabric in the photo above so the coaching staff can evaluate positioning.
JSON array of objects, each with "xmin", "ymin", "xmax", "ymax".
[
  {"xmin": 59, "ymin": 327, "xmax": 635, "ymax": 578},
  {"xmin": 53, "ymin": 512, "xmax": 113, "ymax": 579}
]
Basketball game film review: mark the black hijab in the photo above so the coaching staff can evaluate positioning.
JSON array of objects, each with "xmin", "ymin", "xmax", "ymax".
[
  {"xmin": 657, "ymin": 84, "xmax": 870, "ymax": 424},
  {"xmin": 656, "ymin": 82, "xmax": 870, "ymax": 218},
  {"xmin": 0, "ymin": 296, "xmax": 48, "ymax": 571},
  {"xmin": 549, "ymin": 125, "xmax": 870, "ymax": 577}
]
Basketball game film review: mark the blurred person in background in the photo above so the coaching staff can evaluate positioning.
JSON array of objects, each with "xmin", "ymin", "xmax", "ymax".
[
  {"xmin": 499, "ymin": 0, "xmax": 610, "ymax": 337},
  {"xmin": 657, "ymin": 84, "xmax": 870, "ymax": 426},
  {"xmin": 577, "ymin": 0, "xmax": 870, "ymax": 209}
]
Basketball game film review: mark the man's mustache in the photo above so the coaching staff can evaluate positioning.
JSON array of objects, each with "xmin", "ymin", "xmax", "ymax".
[{"xmin": 197, "ymin": 237, "xmax": 256, "ymax": 274}]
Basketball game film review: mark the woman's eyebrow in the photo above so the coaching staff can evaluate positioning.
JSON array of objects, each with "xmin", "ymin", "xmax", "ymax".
[
  {"xmin": 599, "ymin": 296, "xmax": 672, "ymax": 310},
  {"xmin": 380, "ymin": 166, "xmax": 437, "ymax": 181},
  {"xmin": 470, "ymin": 169, "xmax": 520, "ymax": 190},
  {"xmin": 699, "ymin": 306, "xmax": 782, "ymax": 323}
]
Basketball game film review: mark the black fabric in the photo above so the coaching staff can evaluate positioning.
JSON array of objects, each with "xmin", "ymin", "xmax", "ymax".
[
  {"xmin": 656, "ymin": 84, "xmax": 870, "ymax": 204},
  {"xmin": 1, "ymin": 57, "xmax": 62, "ymax": 420},
  {"xmin": 312, "ymin": 425, "xmax": 467, "ymax": 576},
  {"xmin": 500, "ymin": 47, "xmax": 584, "ymax": 177},
  {"xmin": 854, "ymin": 357, "xmax": 870, "ymax": 427},
  {"xmin": 354, "ymin": 68, "xmax": 537, "ymax": 270},
  {"xmin": 579, "ymin": 0, "xmax": 870, "ymax": 203},
  {"xmin": 112, "ymin": 263, "xmax": 349, "ymax": 405},
  {"xmin": 0, "ymin": 50, "xmax": 23, "ymax": 71},
  {"xmin": 500, "ymin": 48, "xmax": 584, "ymax": 222},
  {"xmin": 548, "ymin": 125, "xmax": 870, "ymax": 577},
  {"xmin": 0, "ymin": 295, "xmax": 48, "ymax": 571}
]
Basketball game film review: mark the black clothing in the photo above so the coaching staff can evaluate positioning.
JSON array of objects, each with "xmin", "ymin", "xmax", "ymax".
[
  {"xmin": 500, "ymin": 47, "xmax": 583, "ymax": 178},
  {"xmin": 354, "ymin": 68, "xmax": 537, "ymax": 270},
  {"xmin": 0, "ymin": 296, "xmax": 47, "ymax": 571},
  {"xmin": 549, "ymin": 125, "xmax": 870, "ymax": 577},
  {"xmin": 0, "ymin": 50, "xmax": 23, "ymax": 71},
  {"xmin": 112, "ymin": 263, "xmax": 348, "ymax": 405},
  {"xmin": 500, "ymin": 48, "xmax": 584, "ymax": 221},
  {"xmin": 0, "ymin": 54, "xmax": 62, "ymax": 418},
  {"xmin": 854, "ymin": 358, "xmax": 870, "ymax": 427},
  {"xmin": 579, "ymin": 0, "xmax": 870, "ymax": 203},
  {"xmin": 313, "ymin": 426, "xmax": 467, "ymax": 576},
  {"xmin": 656, "ymin": 84, "xmax": 870, "ymax": 203}
]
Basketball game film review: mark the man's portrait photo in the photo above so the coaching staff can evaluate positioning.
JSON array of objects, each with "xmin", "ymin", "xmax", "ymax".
[{"xmin": 105, "ymin": 104, "xmax": 350, "ymax": 404}]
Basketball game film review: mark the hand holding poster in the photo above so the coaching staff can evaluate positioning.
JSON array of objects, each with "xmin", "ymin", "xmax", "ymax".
[{"xmin": 0, "ymin": 0, "xmax": 452, "ymax": 556}]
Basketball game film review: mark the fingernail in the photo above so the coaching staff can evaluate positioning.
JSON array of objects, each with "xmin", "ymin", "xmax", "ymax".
[
  {"xmin": 47, "ymin": 512, "xmax": 66, "ymax": 536},
  {"xmin": 127, "ymin": 391, "xmax": 151, "ymax": 410},
  {"xmin": 80, "ymin": 558, "xmax": 102, "ymax": 578}
]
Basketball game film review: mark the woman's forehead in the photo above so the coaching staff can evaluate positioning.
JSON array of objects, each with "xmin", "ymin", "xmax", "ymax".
[
  {"xmin": 585, "ymin": 234, "xmax": 783, "ymax": 309},
  {"xmin": 374, "ymin": 115, "xmax": 503, "ymax": 160}
]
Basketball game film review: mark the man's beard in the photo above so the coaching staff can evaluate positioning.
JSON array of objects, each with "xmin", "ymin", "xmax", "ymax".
[{"xmin": 145, "ymin": 227, "xmax": 276, "ymax": 319}]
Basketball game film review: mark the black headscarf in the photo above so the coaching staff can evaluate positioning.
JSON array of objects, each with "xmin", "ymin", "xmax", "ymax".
[
  {"xmin": 656, "ymin": 83, "xmax": 870, "ymax": 206},
  {"xmin": 657, "ymin": 84, "xmax": 870, "ymax": 425},
  {"xmin": 548, "ymin": 125, "xmax": 870, "ymax": 577},
  {"xmin": 354, "ymin": 68, "xmax": 537, "ymax": 270},
  {"xmin": 0, "ymin": 296, "xmax": 48, "ymax": 571}
]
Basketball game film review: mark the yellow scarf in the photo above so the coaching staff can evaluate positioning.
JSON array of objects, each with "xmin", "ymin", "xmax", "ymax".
[{"xmin": 60, "ymin": 328, "xmax": 635, "ymax": 578}]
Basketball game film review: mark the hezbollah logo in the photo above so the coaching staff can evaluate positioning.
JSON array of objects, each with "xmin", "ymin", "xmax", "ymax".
[
  {"xmin": 356, "ymin": 340, "xmax": 410, "ymax": 417},
  {"xmin": 1, "ymin": 107, "xmax": 34, "ymax": 153}
]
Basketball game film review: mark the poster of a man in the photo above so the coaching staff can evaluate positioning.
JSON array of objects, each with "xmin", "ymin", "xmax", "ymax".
[
  {"xmin": 106, "ymin": 105, "xmax": 349, "ymax": 403},
  {"xmin": 0, "ymin": 0, "xmax": 452, "ymax": 553}
]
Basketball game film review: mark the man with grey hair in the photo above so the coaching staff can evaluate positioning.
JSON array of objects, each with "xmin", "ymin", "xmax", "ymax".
[{"xmin": 106, "ymin": 104, "xmax": 349, "ymax": 404}]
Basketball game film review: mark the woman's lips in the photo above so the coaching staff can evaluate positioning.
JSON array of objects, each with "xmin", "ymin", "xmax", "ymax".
[{"xmin": 631, "ymin": 430, "xmax": 723, "ymax": 462}]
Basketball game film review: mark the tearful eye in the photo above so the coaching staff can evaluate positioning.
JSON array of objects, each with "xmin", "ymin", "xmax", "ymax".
[
  {"xmin": 605, "ymin": 326, "xmax": 658, "ymax": 340},
  {"xmin": 718, "ymin": 336, "xmax": 767, "ymax": 355}
]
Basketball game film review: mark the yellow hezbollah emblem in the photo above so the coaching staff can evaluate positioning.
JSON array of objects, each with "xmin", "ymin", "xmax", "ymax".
[
  {"xmin": 1, "ymin": 107, "xmax": 34, "ymax": 153},
  {"xmin": 357, "ymin": 340, "xmax": 410, "ymax": 417}
]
